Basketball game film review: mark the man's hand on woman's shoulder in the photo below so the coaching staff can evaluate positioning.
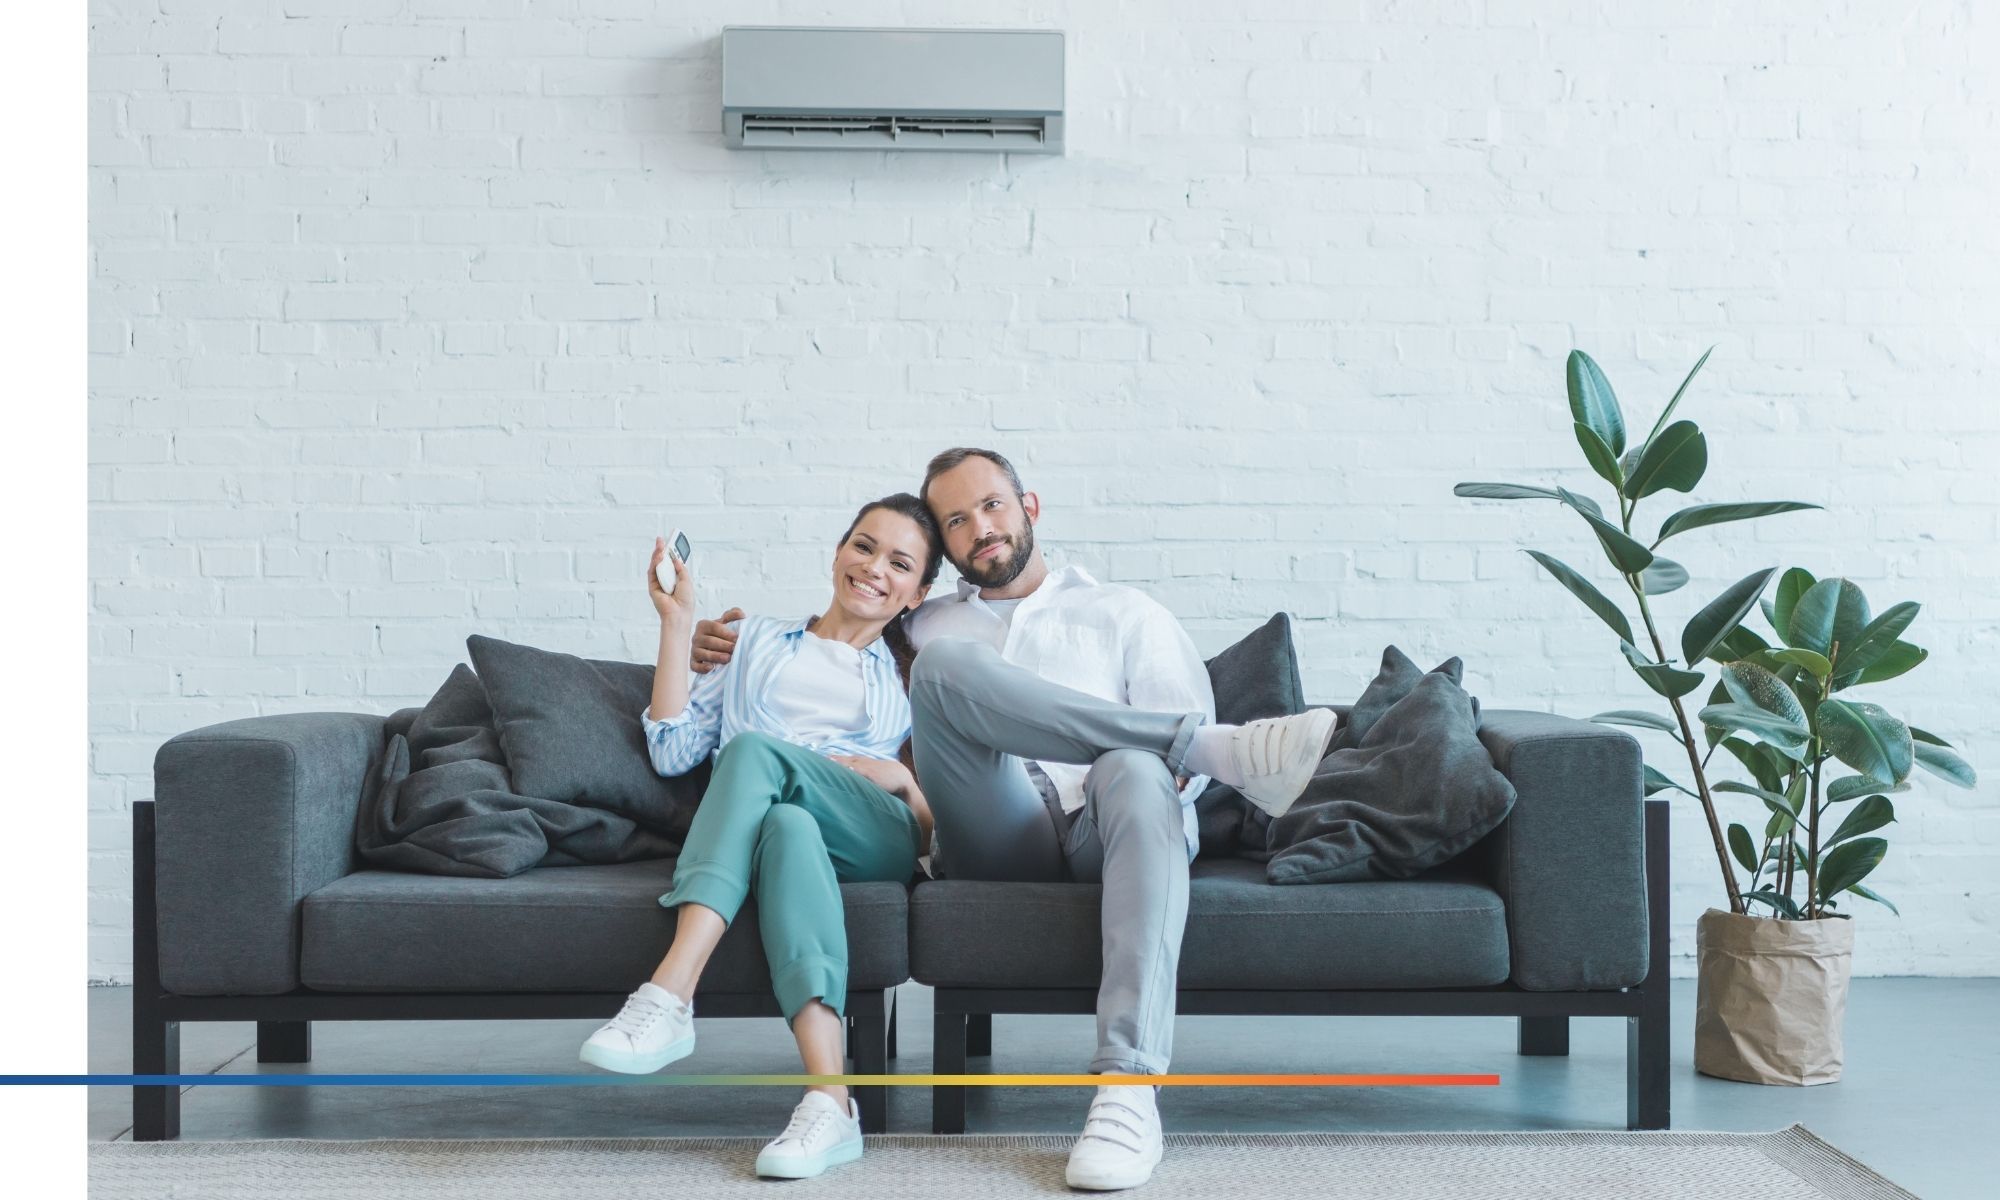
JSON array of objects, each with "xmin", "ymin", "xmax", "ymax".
[{"xmin": 691, "ymin": 607, "xmax": 745, "ymax": 674}]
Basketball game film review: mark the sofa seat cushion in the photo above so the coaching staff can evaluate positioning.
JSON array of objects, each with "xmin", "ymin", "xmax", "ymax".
[
  {"xmin": 300, "ymin": 859, "xmax": 909, "ymax": 994},
  {"xmin": 910, "ymin": 857, "xmax": 1508, "ymax": 990}
]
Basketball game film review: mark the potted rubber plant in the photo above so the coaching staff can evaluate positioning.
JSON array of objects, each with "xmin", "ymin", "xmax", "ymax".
[
  {"xmin": 1691, "ymin": 571, "xmax": 1974, "ymax": 1083},
  {"xmin": 1452, "ymin": 349, "xmax": 1974, "ymax": 1086}
]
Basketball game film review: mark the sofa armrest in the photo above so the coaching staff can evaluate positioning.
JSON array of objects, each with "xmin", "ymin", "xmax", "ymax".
[
  {"xmin": 152, "ymin": 712, "xmax": 384, "ymax": 995},
  {"xmin": 1473, "ymin": 709, "xmax": 1648, "ymax": 992}
]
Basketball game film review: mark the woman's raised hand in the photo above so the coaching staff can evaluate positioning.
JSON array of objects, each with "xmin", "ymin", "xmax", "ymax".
[{"xmin": 647, "ymin": 536, "xmax": 697, "ymax": 626}]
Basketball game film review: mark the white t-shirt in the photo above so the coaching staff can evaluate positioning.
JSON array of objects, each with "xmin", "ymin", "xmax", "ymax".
[
  {"xmin": 979, "ymin": 596, "xmax": 1025, "ymax": 640},
  {"xmin": 765, "ymin": 633, "xmax": 869, "ymax": 748}
]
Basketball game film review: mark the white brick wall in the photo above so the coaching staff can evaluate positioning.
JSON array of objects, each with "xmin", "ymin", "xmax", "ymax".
[{"xmin": 88, "ymin": 1, "xmax": 2000, "ymax": 982}]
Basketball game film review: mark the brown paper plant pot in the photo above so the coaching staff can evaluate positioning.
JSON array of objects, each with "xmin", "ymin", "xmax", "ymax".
[{"xmin": 1694, "ymin": 907, "xmax": 1855, "ymax": 1085}]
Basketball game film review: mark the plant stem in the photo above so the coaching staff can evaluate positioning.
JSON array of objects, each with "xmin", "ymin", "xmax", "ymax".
[
  {"xmin": 1803, "ymin": 660, "xmax": 1833, "ymax": 919},
  {"xmin": 1806, "ymin": 752, "xmax": 1824, "ymax": 919},
  {"xmin": 1628, "ymin": 575, "xmax": 1745, "ymax": 915}
]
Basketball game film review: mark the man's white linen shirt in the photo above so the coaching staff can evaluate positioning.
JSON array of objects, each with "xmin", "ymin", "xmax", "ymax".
[{"xmin": 906, "ymin": 564, "xmax": 1216, "ymax": 861}]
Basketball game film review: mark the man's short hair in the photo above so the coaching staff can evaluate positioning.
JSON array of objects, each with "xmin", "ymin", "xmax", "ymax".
[{"xmin": 920, "ymin": 447, "xmax": 1027, "ymax": 510}]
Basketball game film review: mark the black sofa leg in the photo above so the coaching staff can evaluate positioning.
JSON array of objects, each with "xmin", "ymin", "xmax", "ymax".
[
  {"xmin": 1627, "ymin": 796, "xmax": 1671, "ymax": 1131},
  {"xmin": 133, "ymin": 1013, "xmax": 181, "ymax": 1142},
  {"xmin": 258, "ymin": 1021, "xmax": 312, "ymax": 1063},
  {"xmin": 848, "ymin": 992, "xmax": 888, "ymax": 1135},
  {"xmin": 885, "ymin": 990, "xmax": 899, "ymax": 1061},
  {"xmin": 1627, "ymin": 1010, "xmax": 1669, "ymax": 1130},
  {"xmin": 1519, "ymin": 1015, "xmax": 1569, "ymax": 1056},
  {"xmin": 932, "ymin": 1002, "xmax": 968, "ymax": 1134},
  {"xmin": 131, "ymin": 802, "xmax": 180, "ymax": 1141},
  {"xmin": 966, "ymin": 1012, "xmax": 992, "ymax": 1058}
]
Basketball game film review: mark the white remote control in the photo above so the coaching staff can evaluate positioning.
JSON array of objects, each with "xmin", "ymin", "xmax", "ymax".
[{"xmin": 655, "ymin": 530, "xmax": 692, "ymax": 595}]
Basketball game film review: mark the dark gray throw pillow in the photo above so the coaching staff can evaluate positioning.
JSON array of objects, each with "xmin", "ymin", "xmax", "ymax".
[
  {"xmin": 1264, "ymin": 660, "xmax": 1514, "ymax": 885},
  {"xmin": 1194, "ymin": 612, "xmax": 1305, "ymax": 858},
  {"xmin": 1331, "ymin": 644, "xmax": 1467, "ymax": 752},
  {"xmin": 465, "ymin": 634, "xmax": 707, "ymax": 836}
]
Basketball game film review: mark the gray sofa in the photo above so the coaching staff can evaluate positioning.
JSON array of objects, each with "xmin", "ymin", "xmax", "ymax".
[{"xmin": 133, "ymin": 704, "xmax": 1667, "ymax": 1140}]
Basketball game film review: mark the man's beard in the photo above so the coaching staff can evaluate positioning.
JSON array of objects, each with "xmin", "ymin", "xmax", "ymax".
[{"xmin": 957, "ymin": 519, "xmax": 1036, "ymax": 589}]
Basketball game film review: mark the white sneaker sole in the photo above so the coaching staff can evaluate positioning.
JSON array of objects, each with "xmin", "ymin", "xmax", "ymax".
[
  {"xmin": 577, "ymin": 1032, "xmax": 694, "ymax": 1075},
  {"xmin": 755, "ymin": 1135, "xmax": 863, "ymax": 1179},
  {"xmin": 1237, "ymin": 707, "xmax": 1337, "ymax": 819},
  {"xmin": 1065, "ymin": 1144, "xmax": 1163, "ymax": 1191}
]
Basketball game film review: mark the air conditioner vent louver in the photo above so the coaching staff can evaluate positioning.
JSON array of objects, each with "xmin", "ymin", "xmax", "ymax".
[
  {"xmin": 739, "ymin": 113, "xmax": 1050, "ymax": 150},
  {"xmin": 723, "ymin": 27, "xmax": 1065, "ymax": 155}
]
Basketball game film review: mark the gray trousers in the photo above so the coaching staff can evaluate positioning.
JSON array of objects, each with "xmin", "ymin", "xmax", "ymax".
[{"xmin": 908, "ymin": 636, "xmax": 1202, "ymax": 1076}]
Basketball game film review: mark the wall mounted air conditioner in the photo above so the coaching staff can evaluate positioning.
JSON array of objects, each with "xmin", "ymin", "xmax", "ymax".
[{"xmin": 721, "ymin": 26, "xmax": 1065, "ymax": 155}]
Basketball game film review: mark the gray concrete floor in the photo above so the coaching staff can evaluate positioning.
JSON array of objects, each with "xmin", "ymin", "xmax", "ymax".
[{"xmin": 89, "ymin": 978, "xmax": 1997, "ymax": 1198}]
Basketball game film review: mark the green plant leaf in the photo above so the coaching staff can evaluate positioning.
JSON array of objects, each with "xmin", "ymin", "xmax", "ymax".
[
  {"xmin": 1701, "ymin": 679, "xmax": 1731, "ymax": 747},
  {"xmin": 1854, "ymin": 640, "xmax": 1927, "ymax": 685},
  {"xmin": 1719, "ymin": 780, "xmax": 1803, "ymax": 835},
  {"xmin": 1710, "ymin": 625, "xmax": 1771, "ymax": 664},
  {"xmin": 1771, "ymin": 568, "xmax": 1818, "ymax": 645},
  {"xmin": 1764, "ymin": 808, "xmax": 1788, "ymax": 840},
  {"xmin": 1816, "ymin": 837, "xmax": 1888, "ymax": 901},
  {"xmin": 1826, "ymin": 795, "xmax": 1896, "ymax": 849},
  {"xmin": 1833, "ymin": 601, "xmax": 1919, "ymax": 678},
  {"xmin": 1769, "ymin": 648, "xmax": 1832, "ymax": 678},
  {"xmin": 1524, "ymin": 551, "xmax": 1635, "ymax": 644},
  {"xmin": 1826, "ymin": 774, "xmax": 1905, "ymax": 803},
  {"xmin": 1761, "ymin": 797, "xmax": 1799, "ymax": 836},
  {"xmin": 1849, "ymin": 884, "xmax": 1899, "ymax": 916},
  {"xmin": 1728, "ymin": 823, "xmax": 1758, "ymax": 875},
  {"xmin": 1698, "ymin": 703, "xmax": 1810, "ymax": 758},
  {"xmin": 1557, "ymin": 488, "xmax": 1655, "ymax": 572},
  {"xmin": 1909, "ymin": 726, "xmax": 1953, "ymax": 748},
  {"xmin": 1682, "ymin": 568, "xmax": 1779, "ymax": 666},
  {"xmin": 1743, "ymin": 888, "xmax": 1802, "ymax": 918},
  {"xmin": 1640, "ymin": 557, "xmax": 1688, "ymax": 595},
  {"xmin": 1643, "ymin": 345, "xmax": 1715, "ymax": 448},
  {"xmin": 1573, "ymin": 422, "xmax": 1624, "ymax": 489},
  {"xmin": 1655, "ymin": 500, "xmax": 1819, "ymax": 543},
  {"xmin": 1624, "ymin": 420, "xmax": 1708, "ymax": 498},
  {"xmin": 1643, "ymin": 765, "xmax": 1694, "ymax": 796},
  {"xmin": 1567, "ymin": 350, "xmax": 1626, "ymax": 457},
  {"xmin": 1913, "ymin": 740, "xmax": 1977, "ymax": 789},
  {"xmin": 1454, "ymin": 483, "xmax": 1606, "ymax": 517},
  {"xmin": 1817, "ymin": 698, "xmax": 1914, "ymax": 784},
  {"xmin": 1715, "ymin": 779, "xmax": 1790, "ymax": 807},
  {"xmin": 1590, "ymin": 709, "xmax": 1678, "ymax": 732},
  {"xmin": 1721, "ymin": 661, "xmax": 1810, "ymax": 726},
  {"xmin": 1788, "ymin": 578, "xmax": 1871, "ymax": 659},
  {"xmin": 1720, "ymin": 736, "xmax": 1782, "ymax": 793},
  {"xmin": 1620, "ymin": 640, "xmax": 1706, "ymax": 698}
]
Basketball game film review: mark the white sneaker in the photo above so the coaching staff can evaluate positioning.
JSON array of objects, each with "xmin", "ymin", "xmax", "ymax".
[
  {"xmin": 578, "ymin": 982, "xmax": 695, "ymax": 1074},
  {"xmin": 1065, "ymin": 1084, "xmax": 1164, "ymax": 1191},
  {"xmin": 1230, "ymin": 708, "xmax": 1338, "ymax": 819},
  {"xmin": 754, "ymin": 1090, "xmax": 864, "ymax": 1179}
]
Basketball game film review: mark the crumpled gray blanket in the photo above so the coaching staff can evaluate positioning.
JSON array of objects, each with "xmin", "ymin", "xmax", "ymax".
[
  {"xmin": 354, "ymin": 664, "xmax": 689, "ymax": 878},
  {"xmin": 1261, "ymin": 646, "xmax": 1517, "ymax": 885}
]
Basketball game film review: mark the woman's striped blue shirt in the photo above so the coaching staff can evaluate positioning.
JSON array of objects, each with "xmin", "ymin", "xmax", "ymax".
[{"xmin": 640, "ymin": 615, "xmax": 911, "ymax": 778}]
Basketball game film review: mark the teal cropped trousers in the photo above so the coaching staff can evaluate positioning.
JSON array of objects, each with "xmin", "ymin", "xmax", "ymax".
[{"xmin": 658, "ymin": 731, "xmax": 921, "ymax": 1022}]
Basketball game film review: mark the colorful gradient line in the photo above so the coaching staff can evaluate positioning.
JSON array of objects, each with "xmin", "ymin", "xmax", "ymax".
[{"xmin": 4, "ymin": 1073, "xmax": 1498, "ymax": 1088}]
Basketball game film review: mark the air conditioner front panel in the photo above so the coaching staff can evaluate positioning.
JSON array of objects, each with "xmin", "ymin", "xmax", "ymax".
[{"xmin": 722, "ymin": 26, "xmax": 1065, "ymax": 154}]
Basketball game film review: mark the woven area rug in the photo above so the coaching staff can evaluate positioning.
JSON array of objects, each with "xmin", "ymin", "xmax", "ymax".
[{"xmin": 91, "ymin": 1126, "xmax": 1914, "ymax": 1199}]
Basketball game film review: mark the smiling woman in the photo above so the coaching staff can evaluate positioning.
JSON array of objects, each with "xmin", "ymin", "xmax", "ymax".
[{"xmin": 575, "ymin": 493, "xmax": 944, "ymax": 1180}]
